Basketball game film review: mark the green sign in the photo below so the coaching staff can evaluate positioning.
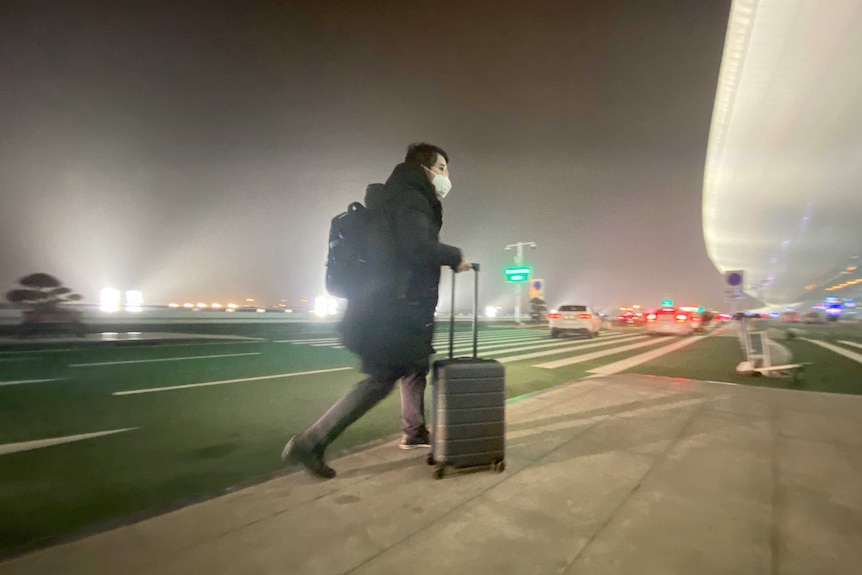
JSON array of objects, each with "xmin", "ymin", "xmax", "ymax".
[
  {"xmin": 661, "ymin": 300, "xmax": 673, "ymax": 307},
  {"xmin": 504, "ymin": 266, "xmax": 531, "ymax": 283}
]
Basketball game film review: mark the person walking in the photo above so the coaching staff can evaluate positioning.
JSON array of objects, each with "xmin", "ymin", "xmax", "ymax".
[{"xmin": 282, "ymin": 142, "xmax": 471, "ymax": 478}]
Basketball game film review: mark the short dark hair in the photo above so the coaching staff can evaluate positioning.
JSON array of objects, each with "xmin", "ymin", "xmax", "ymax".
[{"xmin": 405, "ymin": 142, "xmax": 448, "ymax": 168}]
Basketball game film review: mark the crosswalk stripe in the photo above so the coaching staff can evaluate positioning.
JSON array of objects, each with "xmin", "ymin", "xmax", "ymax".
[
  {"xmin": 446, "ymin": 333, "xmax": 633, "ymax": 357},
  {"xmin": 112, "ymin": 366, "xmax": 355, "ymax": 396},
  {"xmin": 0, "ymin": 428, "xmax": 140, "ymax": 456},
  {"xmin": 433, "ymin": 334, "xmax": 540, "ymax": 345},
  {"xmin": 0, "ymin": 378, "xmax": 61, "ymax": 387},
  {"xmin": 70, "ymin": 352, "xmax": 261, "ymax": 367},
  {"xmin": 491, "ymin": 336, "xmax": 646, "ymax": 364},
  {"xmin": 273, "ymin": 338, "xmax": 340, "ymax": 344},
  {"xmin": 838, "ymin": 340, "xmax": 862, "ymax": 351},
  {"xmin": 532, "ymin": 337, "xmax": 669, "ymax": 368},
  {"xmin": 588, "ymin": 334, "xmax": 712, "ymax": 375},
  {"xmin": 803, "ymin": 338, "xmax": 862, "ymax": 365},
  {"xmin": 443, "ymin": 335, "xmax": 549, "ymax": 351}
]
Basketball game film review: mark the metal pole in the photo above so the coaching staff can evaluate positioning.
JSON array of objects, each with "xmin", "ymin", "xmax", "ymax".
[
  {"xmin": 515, "ymin": 243, "xmax": 523, "ymax": 324},
  {"xmin": 449, "ymin": 267, "xmax": 456, "ymax": 359},
  {"xmin": 505, "ymin": 241, "xmax": 537, "ymax": 325}
]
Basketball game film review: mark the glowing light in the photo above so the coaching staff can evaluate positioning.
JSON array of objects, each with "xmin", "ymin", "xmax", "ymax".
[
  {"xmin": 125, "ymin": 290, "xmax": 143, "ymax": 313},
  {"xmin": 183, "ymin": 303, "xmax": 194, "ymax": 308},
  {"xmin": 314, "ymin": 296, "xmax": 339, "ymax": 317},
  {"xmin": 211, "ymin": 303, "xmax": 222, "ymax": 309},
  {"xmin": 100, "ymin": 288, "xmax": 121, "ymax": 312},
  {"xmin": 196, "ymin": 302, "xmax": 208, "ymax": 308},
  {"xmin": 485, "ymin": 306, "xmax": 498, "ymax": 318},
  {"xmin": 227, "ymin": 303, "xmax": 237, "ymax": 309},
  {"xmin": 169, "ymin": 303, "xmax": 179, "ymax": 308}
]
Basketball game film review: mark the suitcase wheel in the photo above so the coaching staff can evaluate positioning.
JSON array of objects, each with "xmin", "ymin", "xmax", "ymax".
[
  {"xmin": 432, "ymin": 465, "xmax": 445, "ymax": 480},
  {"xmin": 426, "ymin": 454, "xmax": 436, "ymax": 466},
  {"xmin": 492, "ymin": 459, "xmax": 505, "ymax": 473}
]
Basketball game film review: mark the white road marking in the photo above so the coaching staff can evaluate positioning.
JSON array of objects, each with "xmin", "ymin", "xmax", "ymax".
[
  {"xmin": 496, "ymin": 336, "xmax": 650, "ymax": 364},
  {"xmin": 838, "ymin": 340, "xmax": 862, "ymax": 351},
  {"xmin": 112, "ymin": 366, "xmax": 355, "ymax": 396},
  {"xmin": 0, "ymin": 348, "xmax": 79, "ymax": 354},
  {"xmin": 0, "ymin": 428, "xmax": 139, "ymax": 456},
  {"xmin": 442, "ymin": 334, "xmax": 551, "ymax": 351},
  {"xmin": 293, "ymin": 331, "xmax": 551, "ymax": 349},
  {"xmin": 448, "ymin": 333, "xmax": 633, "ymax": 357},
  {"xmin": 802, "ymin": 338, "xmax": 862, "ymax": 364},
  {"xmin": 274, "ymin": 338, "xmax": 340, "ymax": 344},
  {"xmin": 434, "ymin": 332, "xmax": 545, "ymax": 344},
  {"xmin": 588, "ymin": 334, "xmax": 713, "ymax": 375},
  {"xmin": 70, "ymin": 352, "xmax": 261, "ymax": 367},
  {"xmin": 0, "ymin": 378, "xmax": 61, "ymax": 387},
  {"xmin": 532, "ymin": 337, "xmax": 669, "ymax": 368}
]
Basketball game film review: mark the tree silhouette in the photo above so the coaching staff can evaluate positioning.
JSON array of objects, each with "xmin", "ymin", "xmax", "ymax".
[{"xmin": 5, "ymin": 273, "xmax": 83, "ymax": 312}]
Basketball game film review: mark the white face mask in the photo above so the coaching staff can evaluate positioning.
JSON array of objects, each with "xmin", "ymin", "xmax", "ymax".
[
  {"xmin": 431, "ymin": 173, "xmax": 452, "ymax": 200},
  {"xmin": 424, "ymin": 166, "xmax": 452, "ymax": 200}
]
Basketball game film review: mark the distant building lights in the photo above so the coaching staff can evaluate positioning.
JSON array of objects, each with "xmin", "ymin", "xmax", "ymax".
[
  {"xmin": 100, "ymin": 288, "xmax": 121, "ymax": 312},
  {"xmin": 314, "ymin": 296, "xmax": 339, "ymax": 317},
  {"xmin": 125, "ymin": 290, "xmax": 143, "ymax": 313}
]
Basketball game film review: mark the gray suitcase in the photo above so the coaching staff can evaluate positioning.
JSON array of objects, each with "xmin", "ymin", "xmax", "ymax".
[{"xmin": 427, "ymin": 264, "xmax": 506, "ymax": 479}]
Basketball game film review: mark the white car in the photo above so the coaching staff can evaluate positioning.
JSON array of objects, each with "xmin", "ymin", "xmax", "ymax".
[
  {"xmin": 547, "ymin": 304, "xmax": 602, "ymax": 338},
  {"xmin": 645, "ymin": 307, "xmax": 697, "ymax": 336}
]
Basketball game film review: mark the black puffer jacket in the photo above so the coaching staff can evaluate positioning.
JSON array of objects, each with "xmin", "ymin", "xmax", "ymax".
[{"xmin": 341, "ymin": 162, "xmax": 462, "ymax": 376}]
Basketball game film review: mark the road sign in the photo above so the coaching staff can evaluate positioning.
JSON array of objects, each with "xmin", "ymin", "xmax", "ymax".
[
  {"xmin": 726, "ymin": 270, "xmax": 744, "ymax": 287},
  {"xmin": 529, "ymin": 279, "xmax": 545, "ymax": 299},
  {"xmin": 661, "ymin": 300, "xmax": 673, "ymax": 307},
  {"xmin": 504, "ymin": 266, "xmax": 531, "ymax": 283},
  {"xmin": 724, "ymin": 289, "xmax": 746, "ymax": 300}
]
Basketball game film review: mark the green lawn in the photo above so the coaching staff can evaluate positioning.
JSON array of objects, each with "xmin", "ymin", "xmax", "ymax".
[{"xmin": 625, "ymin": 332, "xmax": 862, "ymax": 395}]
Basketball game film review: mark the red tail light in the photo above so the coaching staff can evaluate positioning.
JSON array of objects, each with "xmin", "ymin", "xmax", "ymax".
[
  {"xmin": 547, "ymin": 313, "xmax": 561, "ymax": 319},
  {"xmin": 646, "ymin": 313, "xmax": 656, "ymax": 322},
  {"xmin": 578, "ymin": 313, "xmax": 592, "ymax": 319}
]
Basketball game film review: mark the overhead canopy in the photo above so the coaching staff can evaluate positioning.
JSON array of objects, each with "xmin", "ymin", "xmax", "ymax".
[{"xmin": 703, "ymin": 0, "xmax": 862, "ymax": 305}]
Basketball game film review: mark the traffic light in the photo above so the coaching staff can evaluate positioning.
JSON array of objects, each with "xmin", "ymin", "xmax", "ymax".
[{"xmin": 504, "ymin": 266, "xmax": 531, "ymax": 283}]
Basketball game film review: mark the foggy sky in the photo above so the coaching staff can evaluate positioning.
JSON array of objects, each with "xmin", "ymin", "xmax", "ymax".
[{"xmin": 0, "ymin": 0, "xmax": 733, "ymax": 312}]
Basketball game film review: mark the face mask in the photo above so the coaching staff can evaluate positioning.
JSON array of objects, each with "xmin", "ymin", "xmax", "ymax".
[{"xmin": 424, "ymin": 166, "xmax": 452, "ymax": 200}]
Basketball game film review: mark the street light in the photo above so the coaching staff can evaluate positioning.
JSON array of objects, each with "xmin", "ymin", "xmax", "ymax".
[{"xmin": 505, "ymin": 242, "xmax": 537, "ymax": 324}]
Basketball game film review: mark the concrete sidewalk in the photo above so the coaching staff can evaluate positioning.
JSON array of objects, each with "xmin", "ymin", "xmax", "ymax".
[{"xmin": 3, "ymin": 374, "xmax": 861, "ymax": 574}]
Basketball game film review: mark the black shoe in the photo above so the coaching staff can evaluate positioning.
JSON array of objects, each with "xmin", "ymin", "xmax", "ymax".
[
  {"xmin": 399, "ymin": 430, "xmax": 431, "ymax": 450},
  {"xmin": 281, "ymin": 436, "xmax": 336, "ymax": 479}
]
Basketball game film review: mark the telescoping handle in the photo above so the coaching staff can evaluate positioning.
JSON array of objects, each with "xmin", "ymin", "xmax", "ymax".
[{"xmin": 448, "ymin": 263, "xmax": 480, "ymax": 359}]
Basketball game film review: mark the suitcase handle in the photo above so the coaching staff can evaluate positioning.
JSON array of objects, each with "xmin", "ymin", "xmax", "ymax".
[{"xmin": 449, "ymin": 263, "xmax": 480, "ymax": 359}]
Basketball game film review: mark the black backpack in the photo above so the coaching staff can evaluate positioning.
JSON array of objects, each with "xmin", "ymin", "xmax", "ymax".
[{"xmin": 325, "ymin": 200, "xmax": 394, "ymax": 300}]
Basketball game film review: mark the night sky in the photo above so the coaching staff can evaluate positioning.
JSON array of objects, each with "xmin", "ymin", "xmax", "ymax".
[{"xmin": 0, "ymin": 0, "xmax": 733, "ymax": 312}]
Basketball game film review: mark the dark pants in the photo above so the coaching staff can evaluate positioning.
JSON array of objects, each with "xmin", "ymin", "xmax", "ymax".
[
  {"xmin": 297, "ymin": 368, "xmax": 429, "ymax": 454},
  {"xmin": 400, "ymin": 369, "xmax": 428, "ymax": 438}
]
